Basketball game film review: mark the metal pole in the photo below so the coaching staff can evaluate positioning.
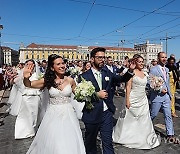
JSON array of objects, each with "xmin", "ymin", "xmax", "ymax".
[
  {"xmin": 0, "ymin": 18, "xmax": 3, "ymax": 66},
  {"xmin": 160, "ymin": 33, "xmax": 171, "ymax": 55},
  {"xmin": 166, "ymin": 33, "xmax": 168, "ymax": 54}
]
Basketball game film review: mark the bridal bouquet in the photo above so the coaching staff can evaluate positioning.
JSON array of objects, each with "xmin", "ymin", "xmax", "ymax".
[
  {"xmin": 149, "ymin": 75, "xmax": 164, "ymax": 91},
  {"xmin": 74, "ymin": 77, "xmax": 98, "ymax": 110}
]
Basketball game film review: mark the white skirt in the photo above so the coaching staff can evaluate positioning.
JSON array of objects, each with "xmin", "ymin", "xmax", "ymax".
[
  {"xmin": 15, "ymin": 95, "xmax": 41, "ymax": 139},
  {"xmin": 26, "ymin": 103, "xmax": 86, "ymax": 154}
]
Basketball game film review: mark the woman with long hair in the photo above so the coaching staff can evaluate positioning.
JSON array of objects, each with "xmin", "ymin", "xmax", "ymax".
[
  {"xmin": 113, "ymin": 54, "xmax": 160, "ymax": 149},
  {"xmin": 24, "ymin": 54, "xmax": 85, "ymax": 154},
  {"xmin": 82, "ymin": 61, "xmax": 91, "ymax": 73}
]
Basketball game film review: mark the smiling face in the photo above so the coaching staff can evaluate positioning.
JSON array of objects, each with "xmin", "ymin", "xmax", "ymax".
[
  {"xmin": 158, "ymin": 52, "xmax": 167, "ymax": 66},
  {"xmin": 52, "ymin": 57, "xmax": 66, "ymax": 75},
  {"xmin": 135, "ymin": 57, "xmax": 144, "ymax": 70},
  {"xmin": 85, "ymin": 62, "xmax": 91, "ymax": 70}
]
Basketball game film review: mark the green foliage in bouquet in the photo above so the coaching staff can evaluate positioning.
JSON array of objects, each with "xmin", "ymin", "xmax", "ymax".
[{"xmin": 74, "ymin": 77, "xmax": 99, "ymax": 110}]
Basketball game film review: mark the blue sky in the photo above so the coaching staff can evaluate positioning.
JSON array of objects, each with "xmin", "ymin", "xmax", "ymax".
[{"xmin": 0, "ymin": 0, "xmax": 180, "ymax": 60}]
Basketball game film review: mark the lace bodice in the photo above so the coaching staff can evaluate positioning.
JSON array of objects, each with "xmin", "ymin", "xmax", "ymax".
[{"xmin": 49, "ymin": 84, "xmax": 72, "ymax": 105}]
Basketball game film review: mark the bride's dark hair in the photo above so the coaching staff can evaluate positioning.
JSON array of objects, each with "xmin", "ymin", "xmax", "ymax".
[
  {"xmin": 25, "ymin": 59, "xmax": 35, "ymax": 65},
  {"xmin": 44, "ymin": 54, "xmax": 62, "ymax": 89}
]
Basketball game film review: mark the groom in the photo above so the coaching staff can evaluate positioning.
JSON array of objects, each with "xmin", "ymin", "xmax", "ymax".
[
  {"xmin": 79, "ymin": 47, "xmax": 135, "ymax": 154},
  {"xmin": 150, "ymin": 52, "xmax": 175, "ymax": 142}
]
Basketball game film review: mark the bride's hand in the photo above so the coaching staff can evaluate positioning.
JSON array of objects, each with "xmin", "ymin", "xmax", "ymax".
[
  {"xmin": 128, "ymin": 58, "xmax": 136, "ymax": 72},
  {"xmin": 23, "ymin": 63, "xmax": 34, "ymax": 78},
  {"xmin": 126, "ymin": 100, "xmax": 131, "ymax": 109}
]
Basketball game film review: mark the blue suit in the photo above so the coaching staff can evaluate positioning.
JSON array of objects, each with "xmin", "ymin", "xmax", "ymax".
[
  {"xmin": 149, "ymin": 65, "xmax": 174, "ymax": 136},
  {"xmin": 79, "ymin": 68, "xmax": 133, "ymax": 154},
  {"xmin": 104, "ymin": 65, "xmax": 122, "ymax": 99}
]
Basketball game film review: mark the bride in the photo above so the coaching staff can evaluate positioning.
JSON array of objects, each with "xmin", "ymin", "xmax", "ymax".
[
  {"xmin": 24, "ymin": 54, "xmax": 86, "ymax": 154},
  {"xmin": 113, "ymin": 54, "xmax": 161, "ymax": 149}
]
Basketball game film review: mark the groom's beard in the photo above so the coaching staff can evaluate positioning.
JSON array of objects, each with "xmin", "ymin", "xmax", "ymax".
[{"xmin": 94, "ymin": 62, "xmax": 104, "ymax": 69}]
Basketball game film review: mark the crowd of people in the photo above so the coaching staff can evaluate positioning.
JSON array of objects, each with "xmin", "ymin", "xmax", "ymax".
[{"xmin": 0, "ymin": 48, "xmax": 180, "ymax": 154}]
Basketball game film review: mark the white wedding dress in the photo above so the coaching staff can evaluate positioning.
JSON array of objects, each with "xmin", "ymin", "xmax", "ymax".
[
  {"xmin": 26, "ymin": 84, "xmax": 86, "ymax": 154},
  {"xmin": 9, "ymin": 78, "xmax": 25, "ymax": 116},
  {"xmin": 15, "ymin": 72, "xmax": 42, "ymax": 139},
  {"xmin": 113, "ymin": 76, "xmax": 160, "ymax": 149}
]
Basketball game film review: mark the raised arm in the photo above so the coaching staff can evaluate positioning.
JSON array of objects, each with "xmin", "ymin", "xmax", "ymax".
[
  {"xmin": 113, "ymin": 59, "xmax": 135, "ymax": 83},
  {"xmin": 23, "ymin": 63, "xmax": 45, "ymax": 89}
]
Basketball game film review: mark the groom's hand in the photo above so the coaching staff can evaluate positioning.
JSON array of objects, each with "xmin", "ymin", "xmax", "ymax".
[
  {"xmin": 97, "ymin": 90, "xmax": 108, "ymax": 99},
  {"xmin": 161, "ymin": 89, "xmax": 167, "ymax": 94}
]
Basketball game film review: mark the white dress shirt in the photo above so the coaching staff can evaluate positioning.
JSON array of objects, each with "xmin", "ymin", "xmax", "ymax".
[
  {"xmin": 159, "ymin": 65, "xmax": 166, "ymax": 81},
  {"xmin": 91, "ymin": 68, "xmax": 108, "ymax": 111}
]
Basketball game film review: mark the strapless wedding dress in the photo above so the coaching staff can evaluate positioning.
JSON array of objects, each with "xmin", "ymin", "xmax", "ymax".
[
  {"xmin": 113, "ymin": 76, "xmax": 160, "ymax": 149},
  {"xmin": 27, "ymin": 84, "xmax": 86, "ymax": 154}
]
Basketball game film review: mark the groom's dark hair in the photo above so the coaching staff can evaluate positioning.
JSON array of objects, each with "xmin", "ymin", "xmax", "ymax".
[{"xmin": 90, "ymin": 47, "xmax": 106, "ymax": 58}]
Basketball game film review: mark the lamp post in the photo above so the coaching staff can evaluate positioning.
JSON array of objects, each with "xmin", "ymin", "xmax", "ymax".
[
  {"xmin": 160, "ymin": 33, "xmax": 171, "ymax": 55},
  {"xmin": 116, "ymin": 30, "xmax": 125, "ymax": 61}
]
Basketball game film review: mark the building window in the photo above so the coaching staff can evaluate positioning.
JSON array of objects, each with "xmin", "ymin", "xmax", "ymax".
[{"xmin": 32, "ymin": 51, "xmax": 34, "ymax": 59}]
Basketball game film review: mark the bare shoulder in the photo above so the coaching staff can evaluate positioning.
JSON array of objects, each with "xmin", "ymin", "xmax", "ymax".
[{"xmin": 66, "ymin": 76, "xmax": 75, "ymax": 85}]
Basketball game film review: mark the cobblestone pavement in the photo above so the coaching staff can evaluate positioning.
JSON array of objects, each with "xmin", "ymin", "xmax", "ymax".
[{"xmin": 0, "ymin": 89, "xmax": 180, "ymax": 154}]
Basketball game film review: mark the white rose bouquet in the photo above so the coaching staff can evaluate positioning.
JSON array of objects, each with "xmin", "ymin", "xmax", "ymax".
[
  {"xmin": 149, "ymin": 75, "xmax": 164, "ymax": 91},
  {"xmin": 74, "ymin": 77, "xmax": 98, "ymax": 110}
]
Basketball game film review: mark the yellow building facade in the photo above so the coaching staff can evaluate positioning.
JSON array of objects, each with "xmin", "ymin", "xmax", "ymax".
[{"xmin": 19, "ymin": 43, "xmax": 137, "ymax": 63}]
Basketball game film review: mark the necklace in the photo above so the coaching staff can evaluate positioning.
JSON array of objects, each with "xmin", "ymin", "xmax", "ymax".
[
  {"xmin": 56, "ymin": 79, "xmax": 64, "ymax": 86},
  {"xmin": 56, "ymin": 78, "xmax": 65, "ymax": 91}
]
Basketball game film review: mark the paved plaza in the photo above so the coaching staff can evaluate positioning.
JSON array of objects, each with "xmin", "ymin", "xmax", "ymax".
[{"xmin": 0, "ymin": 89, "xmax": 180, "ymax": 154}]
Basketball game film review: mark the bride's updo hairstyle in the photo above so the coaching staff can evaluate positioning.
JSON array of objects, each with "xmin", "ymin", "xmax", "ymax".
[
  {"xmin": 133, "ymin": 54, "xmax": 144, "ymax": 60},
  {"xmin": 44, "ymin": 54, "xmax": 62, "ymax": 89},
  {"xmin": 133, "ymin": 54, "xmax": 144, "ymax": 69}
]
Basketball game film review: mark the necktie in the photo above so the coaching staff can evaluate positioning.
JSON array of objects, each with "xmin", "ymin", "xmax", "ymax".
[
  {"xmin": 95, "ymin": 72, "xmax": 102, "ymax": 89},
  {"xmin": 162, "ymin": 67, "xmax": 166, "ymax": 81}
]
